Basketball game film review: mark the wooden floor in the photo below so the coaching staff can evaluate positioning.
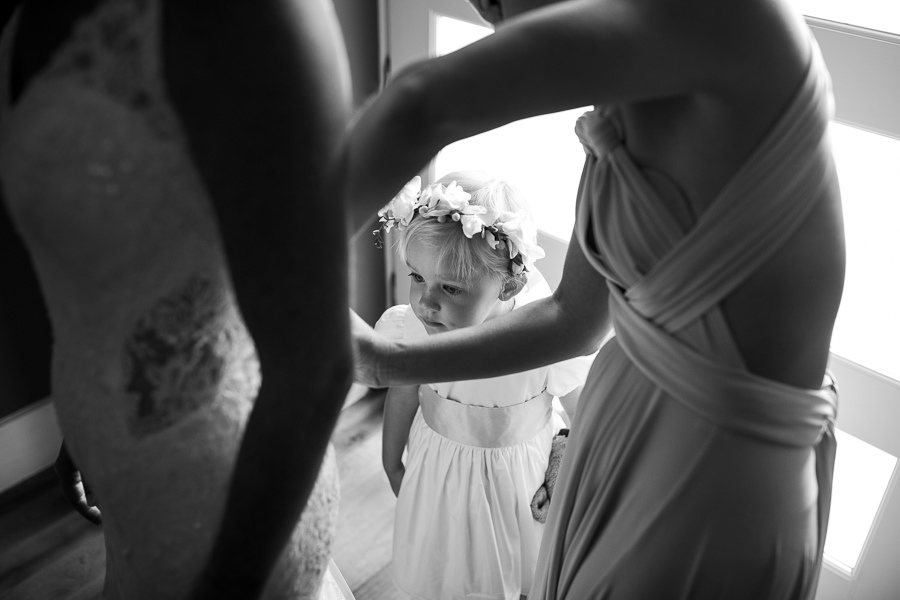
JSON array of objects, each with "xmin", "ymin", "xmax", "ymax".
[{"xmin": 0, "ymin": 390, "xmax": 405, "ymax": 600}]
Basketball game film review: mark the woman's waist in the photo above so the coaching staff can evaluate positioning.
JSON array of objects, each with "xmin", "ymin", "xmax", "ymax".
[
  {"xmin": 417, "ymin": 385, "xmax": 554, "ymax": 448},
  {"xmin": 592, "ymin": 336, "xmax": 837, "ymax": 449}
]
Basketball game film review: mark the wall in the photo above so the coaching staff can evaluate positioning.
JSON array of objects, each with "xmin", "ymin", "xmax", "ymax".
[
  {"xmin": 334, "ymin": 0, "xmax": 388, "ymax": 326},
  {"xmin": 0, "ymin": 187, "xmax": 52, "ymax": 419}
]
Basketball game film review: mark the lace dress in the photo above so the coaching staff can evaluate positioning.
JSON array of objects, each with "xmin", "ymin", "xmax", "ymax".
[
  {"xmin": 0, "ymin": 3, "xmax": 340, "ymax": 598},
  {"xmin": 532, "ymin": 36, "xmax": 839, "ymax": 599}
]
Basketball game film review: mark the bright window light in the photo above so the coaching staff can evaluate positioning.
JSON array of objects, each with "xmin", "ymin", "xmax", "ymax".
[
  {"xmin": 787, "ymin": 0, "xmax": 900, "ymax": 35},
  {"xmin": 824, "ymin": 428, "xmax": 897, "ymax": 575},
  {"xmin": 434, "ymin": 14, "xmax": 491, "ymax": 56},
  {"xmin": 828, "ymin": 124, "xmax": 900, "ymax": 382},
  {"xmin": 433, "ymin": 16, "xmax": 587, "ymax": 241}
]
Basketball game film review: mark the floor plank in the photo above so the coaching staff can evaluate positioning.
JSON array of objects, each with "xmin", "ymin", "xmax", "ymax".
[
  {"xmin": 332, "ymin": 391, "xmax": 405, "ymax": 599},
  {"xmin": 353, "ymin": 564, "xmax": 405, "ymax": 600}
]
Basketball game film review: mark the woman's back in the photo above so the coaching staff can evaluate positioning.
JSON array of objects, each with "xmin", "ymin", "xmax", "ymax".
[{"xmin": 0, "ymin": 1, "xmax": 342, "ymax": 597}]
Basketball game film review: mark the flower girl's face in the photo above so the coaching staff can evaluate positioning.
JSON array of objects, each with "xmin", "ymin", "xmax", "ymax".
[{"xmin": 406, "ymin": 239, "xmax": 508, "ymax": 334}]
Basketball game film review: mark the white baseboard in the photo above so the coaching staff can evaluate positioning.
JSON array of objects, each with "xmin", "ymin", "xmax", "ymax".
[
  {"xmin": 0, "ymin": 399, "xmax": 62, "ymax": 494},
  {"xmin": 0, "ymin": 385, "xmax": 375, "ymax": 496}
]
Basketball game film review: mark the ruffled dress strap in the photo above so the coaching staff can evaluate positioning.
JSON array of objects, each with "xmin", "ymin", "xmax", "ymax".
[{"xmin": 373, "ymin": 303, "xmax": 412, "ymax": 341}]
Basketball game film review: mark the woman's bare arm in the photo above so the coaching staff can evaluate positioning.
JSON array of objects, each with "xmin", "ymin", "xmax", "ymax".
[
  {"xmin": 163, "ymin": 1, "xmax": 352, "ymax": 597},
  {"xmin": 354, "ymin": 232, "xmax": 611, "ymax": 388},
  {"xmin": 344, "ymin": 0, "xmax": 735, "ymax": 234}
]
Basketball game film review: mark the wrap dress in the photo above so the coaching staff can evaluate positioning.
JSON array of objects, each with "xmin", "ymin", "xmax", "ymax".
[{"xmin": 532, "ymin": 37, "xmax": 840, "ymax": 599}]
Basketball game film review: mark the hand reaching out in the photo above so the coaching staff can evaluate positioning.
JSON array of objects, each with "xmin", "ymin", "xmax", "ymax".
[{"xmin": 54, "ymin": 442, "xmax": 102, "ymax": 525}]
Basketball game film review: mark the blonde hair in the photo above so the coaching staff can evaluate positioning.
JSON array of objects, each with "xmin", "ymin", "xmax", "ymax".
[{"xmin": 398, "ymin": 171, "xmax": 533, "ymax": 286}]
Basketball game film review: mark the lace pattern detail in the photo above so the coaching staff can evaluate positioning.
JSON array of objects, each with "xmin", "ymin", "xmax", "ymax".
[
  {"xmin": 124, "ymin": 275, "xmax": 259, "ymax": 438},
  {"xmin": 42, "ymin": 0, "xmax": 180, "ymax": 140}
]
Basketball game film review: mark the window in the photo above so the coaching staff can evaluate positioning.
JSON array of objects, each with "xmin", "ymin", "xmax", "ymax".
[
  {"xmin": 825, "ymin": 429, "xmax": 897, "ymax": 575},
  {"xmin": 433, "ymin": 16, "xmax": 586, "ymax": 241},
  {"xmin": 788, "ymin": 0, "xmax": 900, "ymax": 36},
  {"xmin": 828, "ymin": 125, "xmax": 900, "ymax": 382}
]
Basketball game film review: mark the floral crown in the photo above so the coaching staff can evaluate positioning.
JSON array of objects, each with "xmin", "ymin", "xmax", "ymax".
[{"xmin": 373, "ymin": 176, "xmax": 545, "ymax": 275}]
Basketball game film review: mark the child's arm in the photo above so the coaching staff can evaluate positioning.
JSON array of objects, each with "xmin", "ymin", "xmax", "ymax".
[{"xmin": 382, "ymin": 384, "xmax": 420, "ymax": 497}]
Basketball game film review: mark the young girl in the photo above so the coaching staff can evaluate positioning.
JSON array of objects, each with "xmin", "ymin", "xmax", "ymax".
[{"xmin": 373, "ymin": 171, "xmax": 591, "ymax": 599}]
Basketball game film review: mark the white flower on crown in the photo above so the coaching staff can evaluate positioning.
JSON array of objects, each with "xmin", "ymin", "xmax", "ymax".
[
  {"xmin": 418, "ymin": 180, "xmax": 478, "ymax": 221},
  {"xmin": 377, "ymin": 176, "xmax": 421, "ymax": 231},
  {"xmin": 492, "ymin": 212, "xmax": 546, "ymax": 272},
  {"xmin": 460, "ymin": 213, "xmax": 489, "ymax": 237},
  {"xmin": 374, "ymin": 176, "xmax": 545, "ymax": 273}
]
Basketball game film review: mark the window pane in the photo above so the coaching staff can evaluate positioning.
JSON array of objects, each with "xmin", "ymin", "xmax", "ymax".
[
  {"xmin": 434, "ymin": 16, "xmax": 586, "ymax": 240},
  {"xmin": 788, "ymin": 0, "xmax": 900, "ymax": 35},
  {"xmin": 434, "ymin": 15, "xmax": 491, "ymax": 55},
  {"xmin": 434, "ymin": 113, "xmax": 586, "ymax": 241},
  {"xmin": 829, "ymin": 124, "xmax": 900, "ymax": 382},
  {"xmin": 824, "ymin": 428, "xmax": 897, "ymax": 575}
]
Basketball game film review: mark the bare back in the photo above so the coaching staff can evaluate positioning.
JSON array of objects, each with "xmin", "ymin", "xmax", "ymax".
[{"xmin": 1, "ymin": 1, "xmax": 348, "ymax": 597}]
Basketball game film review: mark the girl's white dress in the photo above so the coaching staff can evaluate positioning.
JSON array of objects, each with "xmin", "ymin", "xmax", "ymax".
[{"xmin": 375, "ymin": 271, "xmax": 593, "ymax": 599}]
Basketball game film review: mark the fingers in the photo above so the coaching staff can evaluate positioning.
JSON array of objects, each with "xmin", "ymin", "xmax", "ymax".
[
  {"xmin": 68, "ymin": 476, "xmax": 103, "ymax": 525},
  {"xmin": 75, "ymin": 496, "xmax": 103, "ymax": 525},
  {"xmin": 55, "ymin": 444, "xmax": 103, "ymax": 525},
  {"xmin": 530, "ymin": 486, "xmax": 549, "ymax": 523}
]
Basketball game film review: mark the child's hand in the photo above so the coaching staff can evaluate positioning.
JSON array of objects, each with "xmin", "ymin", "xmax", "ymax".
[
  {"xmin": 350, "ymin": 308, "xmax": 386, "ymax": 388},
  {"xmin": 384, "ymin": 464, "xmax": 405, "ymax": 497}
]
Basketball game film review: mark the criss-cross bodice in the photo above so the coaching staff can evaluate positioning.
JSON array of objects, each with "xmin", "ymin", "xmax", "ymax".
[{"xmin": 573, "ymin": 44, "xmax": 838, "ymax": 447}]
